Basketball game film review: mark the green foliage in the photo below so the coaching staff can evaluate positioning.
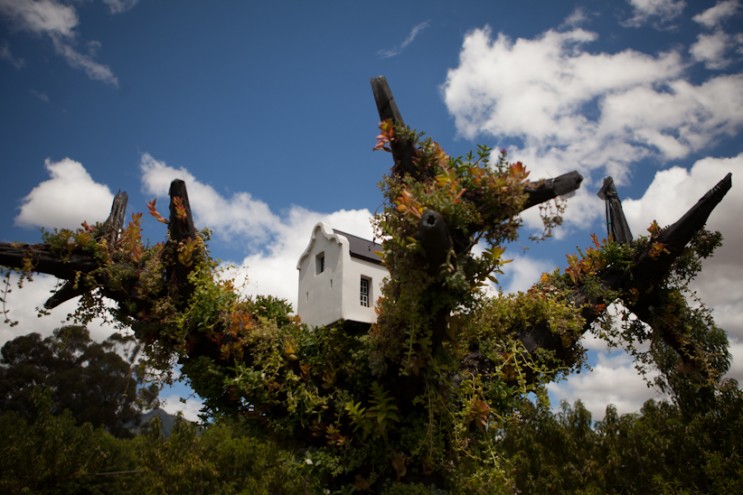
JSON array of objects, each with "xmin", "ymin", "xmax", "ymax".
[
  {"xmin": 0, "ymin": 395, "xmax": 137, "ymax": 495},
  {"xmin": 130, "ymin": 417, "xmax": 313, "ymax": 494},
  {"xmin": 501, "ymin": 390, "xmax": 743, "ymax": 494},
  {"xmin": 0, "ymin": 326, "xmax": 158, "ymax": 437},
  {"xmin": 1, "ymin": 121, "xmax": 737, "ymax": 492},
  {"xmin": 0, "ymin": 407, "xmax": 315, "ymax": 494}
]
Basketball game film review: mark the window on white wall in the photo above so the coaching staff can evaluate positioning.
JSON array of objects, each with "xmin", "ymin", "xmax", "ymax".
[
  {"xmin": 315, "ymin": 252, "xmax": 325, "ymax": 274},
  {"xmin": 360, "ymin": 276, "xmax": 371, "ymax": 307}
]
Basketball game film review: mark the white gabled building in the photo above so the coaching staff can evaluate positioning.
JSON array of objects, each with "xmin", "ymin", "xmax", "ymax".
[{"xmin": 297, "ymin": 222, "xmax": 387, "ymax": 328}]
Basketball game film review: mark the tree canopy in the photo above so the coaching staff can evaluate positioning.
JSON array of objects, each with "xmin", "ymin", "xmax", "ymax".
[
  {"xmin": 0, "ymin": 325, "xmax": 158, "ymax": 437},
  {"xmin": 0, "ymin": 77, "xmax": 736, "ymax": 492}
]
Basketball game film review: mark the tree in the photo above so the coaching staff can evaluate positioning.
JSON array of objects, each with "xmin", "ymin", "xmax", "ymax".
[
  {"xmin": 498, "ymin": 386, "xmax": 743, "ymax": 494},
  {"xmin": 0, "ymin": 325, "xmax": 158, "ymax": 437},
  {"xmin": 0, "ymin": 76, "xmax": 735, "ymax": 492},
  {"xmin": 0, "ymin": 400, "xmax": 138, "ymax": 495}
]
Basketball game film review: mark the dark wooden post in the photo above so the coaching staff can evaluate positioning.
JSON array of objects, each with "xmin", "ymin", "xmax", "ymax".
[{"xmin": 164, "ymin": 179, "xmax": 198, "ymax": 304}]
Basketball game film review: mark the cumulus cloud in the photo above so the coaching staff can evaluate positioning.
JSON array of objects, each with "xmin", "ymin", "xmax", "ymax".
[
  {"xmin": 8, "ymin": 153, "xmax": 375, "ymax": 340},
  {"xmin": 549, "ymin": 351, "xmax": 665, "ymax": 419},
  {"xmin": 622, "ymin": 0, "xmax": 686, "ymax": 29},
  {"xmin": 443, "ymin": 26, "xmax": 685, "ymax": 146},
  {"xmin": 688, "ymin": 1, "xmax": 743, "ymax": 70},
  {"xmin": 693, "ymin": 0, "xmax": 741, "ymax": 28},
  {"xmin": 501, "ymin": 254, "xmax": 554, "ymax": 294},
  {"xmin": 15, "ymin": 158, "xmax": 114, "ymax": 230},
  {"xmin": 0, "ymin": 0, "xmax": 118, "ymax": 86},
  {"xmin": 561, "ymin": 8, "xmax": 591, "ymax": 29},
  {"xmin": 378, "ymin": 20, "xmax": 431, "ymax": 58},
  {"xmin": 598, "ymin": 75, "xmax": 743, "ymax": 157},
  {"xmin": 442, "ymin": 25, "xmax": 743, "ymax": 235},
  {"xmin": 690, "ymin": 30, "xmax": 735, "ymax": 69}
]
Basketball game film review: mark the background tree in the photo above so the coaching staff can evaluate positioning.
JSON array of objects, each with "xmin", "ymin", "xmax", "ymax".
[{"xmin": 0, "ymin": 325, "xmax": 158, "ymax": 437}]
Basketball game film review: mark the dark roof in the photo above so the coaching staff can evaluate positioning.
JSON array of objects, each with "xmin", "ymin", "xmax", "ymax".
[{"xmin": 334, "ymin": 229, "xmax": 383, "ymax": 265}]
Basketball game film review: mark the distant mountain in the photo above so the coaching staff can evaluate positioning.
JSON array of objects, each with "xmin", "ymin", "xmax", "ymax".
[{"xmin": 128, "ymin": 408, "xmax": 186, "ymax": 437}]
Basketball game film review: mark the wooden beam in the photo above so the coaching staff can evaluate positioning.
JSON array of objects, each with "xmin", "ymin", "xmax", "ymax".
[
  {"xmin": 370, "ymin": 76, "xmax": 404, "ymax": 125},
  {"xmin": 523, "ymin": 171, "xmax": 584, "ymax": 210},
  {"xmin": 44, "ymin": 191, "xmax": 129, "ymax": 308}
]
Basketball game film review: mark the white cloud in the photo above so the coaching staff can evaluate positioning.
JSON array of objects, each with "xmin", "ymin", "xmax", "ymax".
[
  {"xmin": 0, "ymin": 41, "xmax": 24, "ymax": 68},
  {"xmin": 501, "ymin": 254, "xmax": 554, "ymax": 294},
  {"xmin": 690, "ymin": 30, "xmax": 737, "ymax": 69},
  {"xmin": 549, "ymin": 350, "xmax": 665, "ymax": 419},
  {"xmin": 9, "ymin": 154, "xmax": 375, "ymax": 337},
  {"xmin": 562, "ymin": 8, "xmax": 591, "ymax": 29},
  {"xmin": 50, "ymin": 35, "xmax": 118, "ymax": 86},
  {"xmin": 378, "ymin": 20, "xmax": 431, "ymax": 59},
  {"xmin": 0, "ymin": 273, "xmax": 118, "ymax": 346},
  {"xmin": 103, "ymin": 0, "xmax": 140, "ymax": 15},
  {"xmin": 689, "ymin": 2, "xmax": 743, "ymax": 70},
  {"xmin": 140, "ymin": 153, "xmax": 282, "ymax": 246},
  {"xmin": 622, "ymin": 154, "xmax": 740, "ymax": 245},
  {"xmin": 15, "ymin": 158, "xmax": 114, "ymax": 230},
  {"xmin": 159, "ymin": 391, "xmax": 204, "ymax": 423},
  {"xmin": 0, "ymin": 0, "xmax": 118, "ymax": 86},
  {"xmin": 623, "ymin": 0, "xmax": 686, "ymax": 29},
  {"xmin": 0, "ymin": 0, "xmax": 78, "ymax": 37},
  {"xmin": 443, "ymin": 26, "xmax": 743, "ymax": 236},
  {"xmin": 693, "ymin": 0, "xmax": 741, "ymax": 28},
  {"xmin": 598, "ymin": 75, "xmax": 743, "ymax": 157},
  {"xmin": 443, "ymin": 26, "xmax": 685, "ymax": 146}
]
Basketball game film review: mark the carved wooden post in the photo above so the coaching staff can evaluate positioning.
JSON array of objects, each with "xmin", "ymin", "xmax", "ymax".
[
  {"xmin": 597, "ymin": 177, "xmax": 633, "ymax": 244},
  {"xmin": 164, "ymin": 179, "xmax": 198, "ymax": 304}
]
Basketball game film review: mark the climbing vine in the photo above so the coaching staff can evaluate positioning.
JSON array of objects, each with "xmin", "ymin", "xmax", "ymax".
[{"xmin": 0, "ymin": 118, "xmax": 732, "ymax": 492}]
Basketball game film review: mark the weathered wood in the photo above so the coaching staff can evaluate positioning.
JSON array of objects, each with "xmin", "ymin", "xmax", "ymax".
[
  {"xmin": 631, "ymin": 173, "xmax": 731, "ymax": 295},
  {"xmin": 0, "ymin": 243, "xmax": 98, "ymax": 279},
  {"xmin": 164, "ymin": 179, "xmax": 198, "ymax": 304},
  {"xmin": 597, "ymin": 177, "xmax": 633, "ymax": 244},
  {"xmin": 370, "ymin": 76, "xmax": 419, "ymax": 179},
  {"xmin": 523, "ymin": 171, "xmax": 584, "ymax": 210},
  {"xmin": 167, "ymin": 179, "xmax": 196, "ymax": 242},
  {"xmin": 371, "ymin": 75, "xmax": 405, "ymax": 125},
  {"xmin": 45, "ymin": 191, "xmax": 129, "ymax": 308},
  {"xmin": 103, "ymin": 191, "xmax": 129, "ymax": 246},
  {"xmin": 419, "ymin": 209, "xmax": 451, "ymax": 272}
]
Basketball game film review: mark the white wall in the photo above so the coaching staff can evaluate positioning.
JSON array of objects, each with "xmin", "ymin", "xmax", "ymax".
[
  {"xmin": 297, "ymin": 223, "xmax": 344, "ymax": 328},
  {"xmin": 297, "ymin": 223, "xmax": 387, "ymax": 327},
  {"xmin": 340, "ymin": 256, "xmax": 387, "ymax": 324}
]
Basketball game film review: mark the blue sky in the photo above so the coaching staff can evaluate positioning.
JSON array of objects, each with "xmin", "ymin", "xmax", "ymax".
[{"xmin": 1, "ymin": 0, "xmax": 742, "ymax": 420}]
